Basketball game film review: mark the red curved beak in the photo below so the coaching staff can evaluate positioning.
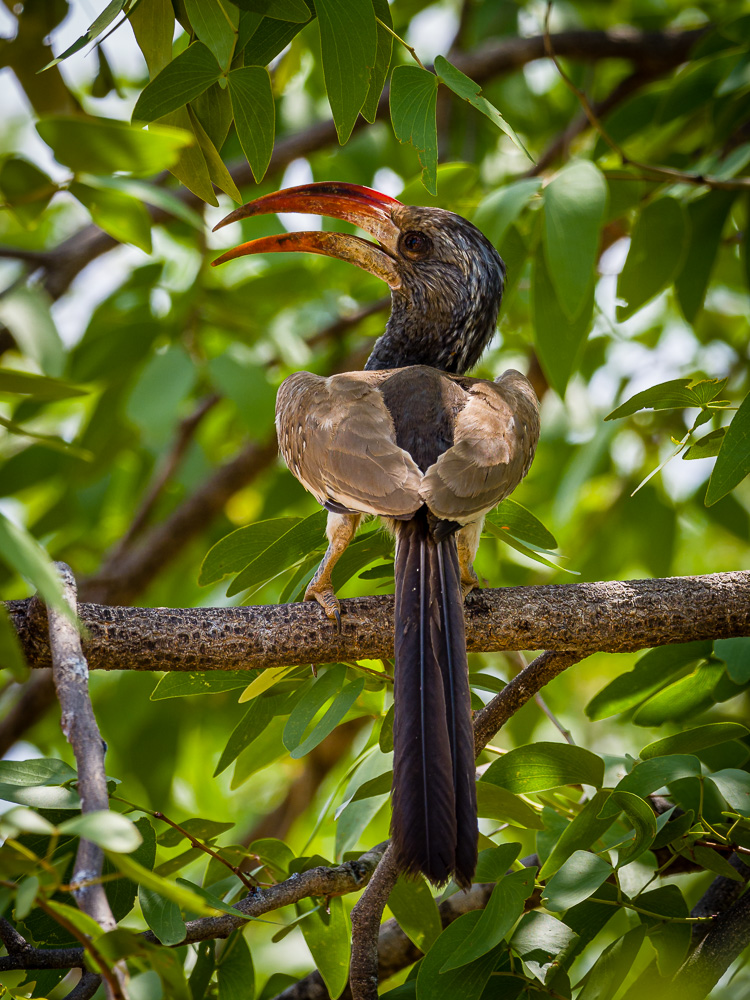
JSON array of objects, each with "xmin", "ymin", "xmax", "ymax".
[{"xmin": 211, "ymin": 182, "xmax": 403, "ymax": 289}]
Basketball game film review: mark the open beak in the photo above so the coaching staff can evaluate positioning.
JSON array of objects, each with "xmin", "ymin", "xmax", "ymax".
[{"xmin": 211, "ymin": 182, "xmax": 403, "ymax": 289}]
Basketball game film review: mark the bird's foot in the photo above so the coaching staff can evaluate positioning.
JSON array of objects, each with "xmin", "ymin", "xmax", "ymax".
[
  {"xmin": 305, "ymin": 582, "xmax": 342, "ymax": 632},
  {"xmin": 460, "ymin": 567, "xmax": 480, "ymax": 600}
]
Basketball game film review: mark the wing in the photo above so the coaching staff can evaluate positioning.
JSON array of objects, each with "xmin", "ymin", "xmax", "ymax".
[
  {"xmin": 419, "ymin": 370, "xmax": 540, "ymax": 521},
  {"xmin": 275, "ymin": 370, "xmax": 423, "ymax": 518}
]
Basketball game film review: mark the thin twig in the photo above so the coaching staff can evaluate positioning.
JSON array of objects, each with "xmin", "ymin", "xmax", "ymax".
[
  {"xmin": 375, "ymin": 17, "xmax": 426, "ymax": 70},
  {"xmin": 534, "ymin": 692, "xmax": 575, "ymax": 744},
  {"xmin": 151, "ymin": 809, "xmax": 259, "ymax": 892},
  {"xmin": 542, "ymin": 3, "xmax": 750, "ymax": 191}
]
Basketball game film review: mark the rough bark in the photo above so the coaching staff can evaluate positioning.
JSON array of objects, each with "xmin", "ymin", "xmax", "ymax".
[{"xmin": 7, "ymin": 571, "xmax": 749, "ymax": 673}]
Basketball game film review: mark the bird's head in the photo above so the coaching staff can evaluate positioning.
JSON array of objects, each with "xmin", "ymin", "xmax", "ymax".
[{"xmin": 212, "ymin": 182, "xmax": 505, "ymax": 374}]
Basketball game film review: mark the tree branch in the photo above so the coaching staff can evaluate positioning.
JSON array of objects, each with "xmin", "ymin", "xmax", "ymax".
[
  {"xmin": 349, "ymin": 847, "xmax": 401, "ymax": 1000},
  {"xmin": 7, "ymin": 571, "xmax": 748, "ymax": 673},
  {"xmin": 46, "ymin": 563, "xmax": 126, "ymax": 1000}
]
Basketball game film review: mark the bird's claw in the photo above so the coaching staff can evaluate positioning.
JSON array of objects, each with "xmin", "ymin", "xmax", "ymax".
[{"xmin": 305, "ymin": 582, "xmax": 342, "ymax": 630}]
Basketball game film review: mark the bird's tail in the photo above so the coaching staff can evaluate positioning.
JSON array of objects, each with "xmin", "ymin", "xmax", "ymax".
[{"xmin": 391, "ymin": 510, "xmax": 477, "ymax": 887}]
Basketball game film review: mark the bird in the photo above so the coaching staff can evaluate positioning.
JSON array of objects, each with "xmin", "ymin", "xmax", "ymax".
[{"xmin": 212, "ymin": 182, "xmax": 540, "ymax": 888}]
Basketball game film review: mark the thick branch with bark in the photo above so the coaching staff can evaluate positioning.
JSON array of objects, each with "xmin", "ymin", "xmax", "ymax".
[{"xmin": 7, "ymin": 572, "xmax": 749, "ymax": 672}]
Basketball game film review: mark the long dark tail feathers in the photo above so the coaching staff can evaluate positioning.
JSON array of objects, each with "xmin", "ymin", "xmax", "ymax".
[{"xmin": 390, "ymin": 511, "xmax": 478, "ymax": 888}]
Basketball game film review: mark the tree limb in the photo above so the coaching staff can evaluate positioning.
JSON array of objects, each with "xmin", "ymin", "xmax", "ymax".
[
  {"xmin": 7, "ymin": 571, "xmax": 748, "ymax": 673},
  {"xmin": 349, "ymin": 847, "xmax": 401, "ymax": 1000}
]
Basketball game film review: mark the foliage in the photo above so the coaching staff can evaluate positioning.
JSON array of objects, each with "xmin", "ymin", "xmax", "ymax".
[{"xmin": 0, "ymin": 0, "xmax": 749, "ymax": 997}]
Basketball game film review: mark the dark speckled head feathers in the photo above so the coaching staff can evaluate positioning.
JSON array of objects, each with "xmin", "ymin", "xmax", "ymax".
[{"xmin": 211, "ymin": 182, "xmax": 506, "ymax": 375}]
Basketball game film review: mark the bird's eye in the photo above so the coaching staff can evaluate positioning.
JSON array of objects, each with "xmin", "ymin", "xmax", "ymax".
[{"xmin": 399, "ymin": 230, "xmax": 432, "ymax": 259}]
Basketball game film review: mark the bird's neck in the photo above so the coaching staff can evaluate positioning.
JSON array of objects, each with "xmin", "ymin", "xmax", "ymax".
[{"xmin": 364, "ymin": 284, "xmax": 501, "ymax": 375}]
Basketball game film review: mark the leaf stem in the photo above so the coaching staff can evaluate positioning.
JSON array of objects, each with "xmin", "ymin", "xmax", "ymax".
[{"xmin": 376, "ymin": 17, "xmax": 427, "ymax": 71}]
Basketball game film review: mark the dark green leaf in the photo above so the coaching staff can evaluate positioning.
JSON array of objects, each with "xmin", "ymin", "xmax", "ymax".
[
  {"xmin": 640, "ymin": 723, "xmax": 750, "ymax": 760},
  {"xmin": 227, "ymin": 510, "xmax": 327, "ymax": 596},
  {"xmin": 139, "ymin": 885, "xmax": 186, "ymax": 946},
  {"xmin": 632, "ymin": 661, "xmax": 724, "ymax": 726},
  {"xmin": 609, "ymin": 791, "xmax": 656, "ymax": 866},
  {"xmin": 69, "ymin": 181, "xmax": 153, "ymax": 252},
  {"xmin": 78, "ymin": 173, "xmax": 204, "ymax": 229},
  {"xmin": 576, "ymin": 925, "xmax": 646, "ymax": 1000},
  {"xmin": 605, "ymin": 378, "xmax": 727, "ymax": 421},
  {"xmin": 706, "ymin": 391, "xmax": 750, "ymax": 505},
  {"xmin": 686, "ymin": 844, "xmax": 745, "ymax": 882},
  {"xmin": 616, "ymin": 196, "xmax": 687, "ymax": 319},
  {"xmin": 187, "ymin": 105, "xmax": 242, "ymax": 202},
  {"xmin": 217, "ymin": 929, "xmax": 254, "ymax": 1000},
  {"xmin": 714, "ymin": 637, "xmax": 750, "ymax": 683},
  {"xmin": 390, "ymin": 65, "xmax": 439, "ymax": 195},
  {"xmin": 683, "ymin": 428, "xmax": 726, "ymax": 460},
  {"xmin": 387, "ymin": 875, "xmax": 441, "ymax": 952},
  {"xmin": 200, "ymin": 517, "xmax": 302, "ymax": 585},
  {"xmin": 636, "ymin": 886, "xmax": 689, "ymax": 977},
  {"xmin": 37, "ymin": 116, "xmax": 192, "ymax": 175},
  {"xmin": 150, "ymin": 671, "xmax": 249, "ymax": 700},
  {"xmin": 185, "ymin": 0, "xmax": 239, "ymax": 71},
  {"xmin": 539, "ymin": 790, "xmax": 616, "ymax": 879},
  {"xmin": 542, "ymin": 851, "xmax": 612, "ymax": 911},
  {"xmin": 361, "ymin": 0, "xmax": 392, "ymax": 123},
  {"xmin": 485, "ymin": 499, "xmax": 557, "ymax": 550},
  {"xmin": 230, "ymin": 0, "xmax": 309, "ymax": 19},
  {"xmin": 674, "ymin": 190, "xmax": 736, "ymax": 322},
  {"xmin": 475, "ymin": 781, "xmax": 544, "ymax": 830},
  {"xmin": 434, "ymin": 55, "xmax": 531, "ymax": 159},
  {"xmin": 601, "ymin": 756, "xmax": 701, "ymax": 816},
  {"xmin": 157, "ymin": 817, "xmax": 234, "ymax": 848},
  {"xmin": 473, "ymin": 843, "xmax": 521, "ymax": 882},
  {"xmin": 242, "ymin": 5, "xmax": 314, "ymax": 65},
  {"xmin": 283, "ymin": 665, "xmax": 365, "ymax": 758},
  {"xmin": 227, "ymin": 67, "xmax": 275, "ymax": 182},
  {"xmin": 0, "ymin": 513, "xmax": 71, "ymax": 621},
  {"xmin": 472, "ymin": 179, "xmax": 541, "ymax": 249},
  {"xmin": 0, "ymin": 606, "xmax": 27, "ymax": 680},
  {"xmin": 189, "ymin": 941, "xmax": 216, "ymax": 1000},
  {"xmin": 543, "ymin": 160, "xmax": 607, "ymax": 320},
  {"xmin": 156, "ymin": 107, "xmax": 217, "ymax": 205},
  {"xmin": 416, "ymin": 909, "xmax": 506, "ymax": 999},
  {"xmin": 585, "ymin": 641, "xmax": 713, "ymax": 720},
  {"xmin": 43, "ymin": 0, "xmax": 129, "ymax": 68},
  {"xmin": 0, "ymin": 757, "xmax": 77, "ymax": 786},
  {"xmin": 483, "ymin": 742, "xmax": 604, "ymax": 794},
  {"xmin": 316, "ymin": 0, "xmax": 376, "ymax": 144},
  {"xmin": 0, "ymin": 369, "xmax": 85, "ymax": 400},
  {"xmin": 0, "ymin": 156, "xmax": 56, "ymax": 226},
  {"xmin": 510, "ymin": 910, "xmax": 578, "ymax": 960},
  {"xmin": 706, "ymin": 768, "xmax": 750, "ymax": 816},
  {"xmin": 132, "ymin": 43, "xmax": 223, "ymax": 124},
  {"xmin": 215, "ymin": 689, "xmax": 298, "ymax": 775},
  {"xmin": 532, "ymin": 245, "xmax": 593, "ymax": 396},
  {"xmin": 130, "ymin": 0, "xmax": 173, "ymax": 77}
]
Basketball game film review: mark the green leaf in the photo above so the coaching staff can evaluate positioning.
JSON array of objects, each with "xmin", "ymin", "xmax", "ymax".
[
  {"xmin": 57, "ymin": 812, "xmax": 143, "ymax": 853},
  {"xmin": 139, "ymin": 885, "xmax": 187, "ymax": 946},
  {"xmin": 416, "ymin": 909, "xmax": 506, "ymax": 999},
  {"xmin": 200, "ymin": 517, "xmax": 302, "ymax": 585},
  {"xmin": 0, "ymin": 368, "xmax": 87, "ymax": 400},
  {"xmin": 0, "ymin": 781, "xmax": 79, "ymax": 809},
  {"xmin": 43, "ymin": 0, "xmax": 130, "ymax": 68},
  {"xmin": 687, "ymin": 844, "xmax": 745, "ymax": 882},
  {"xmin": 227, "ymin": 66, "xmax": 275, "ymax": 182},
  {"xmin": 684, "ymin": 427, "xmax": 726, "ymax": 460},
  {"xmin": 316, "ymin": 0, "xmax": 376, "ymax": 143},
  {"xmin": 43, "ymin": 898, "xmax": 102, "ymax": 939},
  {"xmin": 283, "ymin": 665, "xmax": 365, "ymax": 757},
  {"xmin": 483, "ymin": 742, "xmax": 604, "ymax": 794},
  {"xmin": 186, "ymin": 105, "xmax": 242, "ymax": 202},
  {"xmin": 231, "ymin": 0, "xmax": 309, "ymax": 18},
  {"xmin": 150, "ymin": 671, "xmax": 249, "ymax": 700},
  {"xmin": 69, "ymin": 181, "xmax": 153, "ymax": 252},
  {"xmin": 473, "ymin": 842, "xmax": 521, "ymax": 882},
  {"xmin": 472, "ymin": 179, "xmax": 541, "ymax": 249},
  {"xmin": 510, "ymin": 910, "xmax": 577, "ymax": 964},
  {"xmin": 706, "ymin": 391, "xmax": 750, "ymax": 505},
  {"xmin": 217, "ymin": 928, "xmax": 254, "ymax": 1000},
  {"xmin": 387, "ymin": 875, "xmax": 442, "ymax": 953},
  {"xmin": 191, "ymin": 80, "xmax": 234, "ymax": 150},
  {"xmin": 242, "ymin": 6, "xmax": 314, "ymax": 66},
  {"xmin": 485, "ymin": 498, "xmax": 557, "ymax": 550},
  {"xmin": 130, "ymin": 0, "xmax": 174, "ymax": 77},
  {"xmin": 532, "ymin": 245, "xmax": 593, "ymax": 396},
  {"xmin": 674, "ymin": 190, "xmax": 736, "ymax": 322},
  {"xmin": 0, "ymin": 156, "xmax": 56, "ymax": 226},
  {"xmin": 632, "ymin": 661, "xmax": 724, "ymax": 726},
  {"xmin": 585, "ymin": 641, "xmax": 713, "ymax": 720},
  {"xmin": 714, "ymin": 637, "xmax": 750, "ymax": 683},
  {"xmin": 706, "ymin": 768, "xmax": 750, "ymax": 816},
  {"xmin": 0, "ymin": 757, "xmax": 77, "ymax": 786},
  {"xmin": 601, "ymin": 756, "xmax": 701, "ymax": 816},
  {"xmin": 37, "ymin": 116, "xmax": 193, "ymax": 176},
  {"xmin": 640, "ymin": 723, "xmax": 750, "ymax": 760},
  {"xmin": 605, "ymin": 377, "xmax": 728, "ymax": 421},
  {"xmin": 126, "ymin": 347, "xmax": 196, "ymax": 446},
  {"xmin": 157, "ymin": 817, "xmax": 234, "ymax": 848},
  {"xmin": 390, "ymin": 65, "xmax": 439, "ymax": 195},
  {"xmin": 539, "ymin": 790, "xmax": 616, "ymax": 878},
  {"xmin": 542, "ymin": 160, "xmax": 607, "ymax": 320},
  {"xmin": 78, "ymin": 173, "xmax": 204, "ymax": 229},
  {"xmin": 299, "ymin": 896, "xmax": 349, "ymax": 999},
  {"xmin": 542, "ymin": 851, "xmax": 612, "ymax": 912},
  {"xmin": 0, "ymin": 289, "xmax": 63, "ymax": 376},
  {"xmin": 185, "ymin": 0, "xmax": 239, "ymax": 71},
  {"xmin": 475, "ymin": 781, "xmax": 544, "ymax": 830},
  {"xmin": 215, "ymin": 689, "xmax": 298, "ymax": 776},
  {"xmin": 227, "ymin": 510, "xmax": 327, "ymax": 596},
  {"xmin": 107, "ymin": 851, "xmax": 222, "ymax": 917},
  {"xmin": 0, "ymin": 605, "xmax": 27, "ymax": 680},
  {"xmin": 434, "ymin": 55, "xmax": 531, "ymax": 159},
  {"xmin": 361, "ymin": 0, "xmax": 392, "ymax": 123},
  {"xmin": 156, "ymin": 107, "xmax": 217, "ymax": 205},
  {"xmin": 576, "ymin": 925, "xmax": 646, "ymax": 1000},
  {"xmin": 616, "ymin": 196, "xmax": 688, "ymax": 319},
  {"xmin": 609, "ymin": 791, "xmax": 656, "ymax": 866},
  {"xmin": 441, "ymin": 869, "xmax": 535, "ymax": 971},
  {"xmin": 636, "ymin": 886, "xmax": 689, "ymax": 977},
  {"xmin": 0, "ymin": 512, "xmax": 71, "ymax": 621},
  {"xmin": 132, "ymin": 43, "xmax": 223, "ymax": 124}
]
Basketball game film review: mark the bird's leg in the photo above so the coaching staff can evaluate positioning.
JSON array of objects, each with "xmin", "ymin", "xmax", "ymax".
[
  {"xmin": 456, "ymin": 518, "xmax": 484, "ymax": 598},
  {"xmin": 305, "ymin": 511, "xmax": 361, "ymax": 627}
]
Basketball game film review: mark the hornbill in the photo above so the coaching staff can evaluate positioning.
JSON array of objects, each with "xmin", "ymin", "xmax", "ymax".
[{"xmin": 212, "ymin": 183, "xmax": 540, "ymax": 887}]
